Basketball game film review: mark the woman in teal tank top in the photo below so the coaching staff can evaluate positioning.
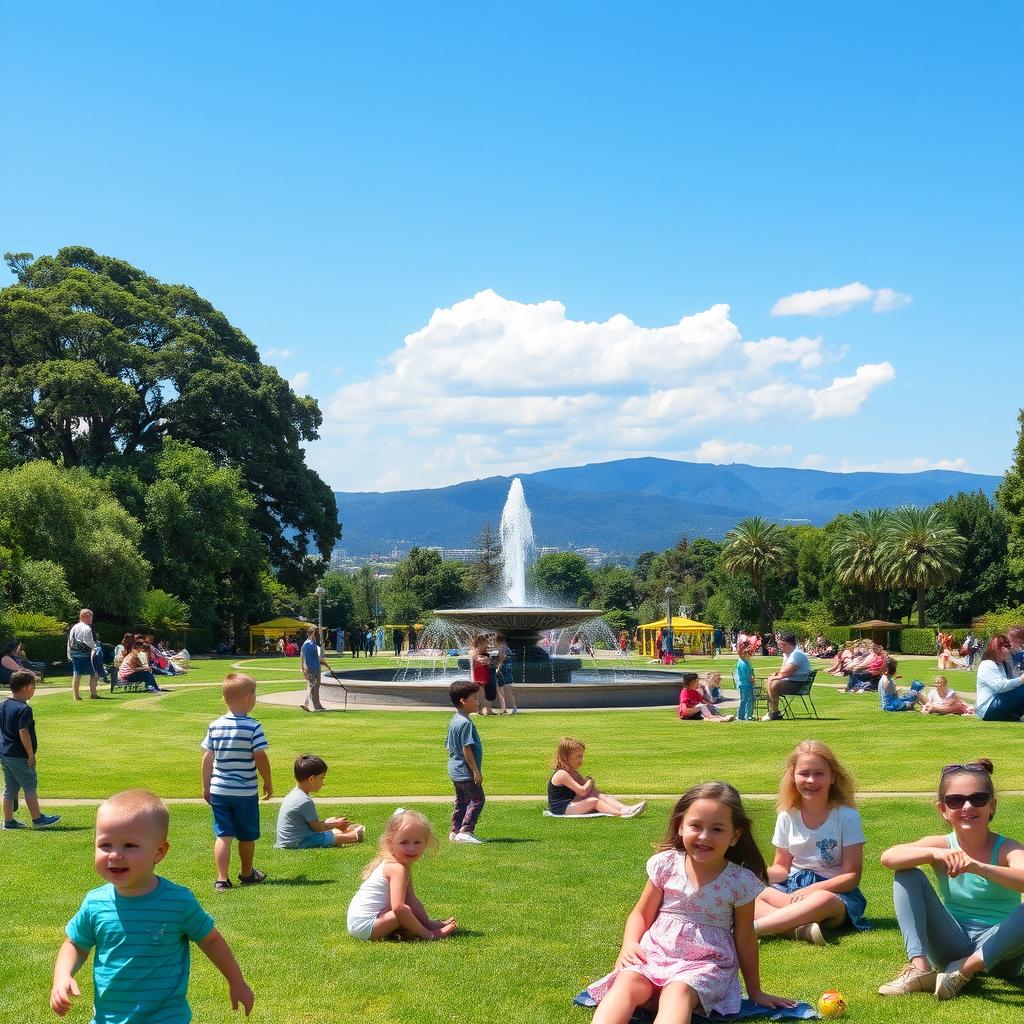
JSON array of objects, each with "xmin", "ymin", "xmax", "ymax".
[{"xmin": 877, "ymin": 759, "xmax": 1024, "ymax": 1000}]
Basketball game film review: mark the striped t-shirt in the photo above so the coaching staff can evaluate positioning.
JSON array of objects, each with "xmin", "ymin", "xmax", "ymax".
[
  {"xmin": 200, "ymin": 712, "xmax": 268, "ymax": 797},
  {"xmin": 66, "ymin": 877, "xmax": 214, "ymax": 1024}
]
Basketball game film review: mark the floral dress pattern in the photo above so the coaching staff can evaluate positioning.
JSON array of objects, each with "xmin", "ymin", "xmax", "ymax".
[{"xmin": 587, "ymin": 850, "xmax": 763, "ymax": 1016}]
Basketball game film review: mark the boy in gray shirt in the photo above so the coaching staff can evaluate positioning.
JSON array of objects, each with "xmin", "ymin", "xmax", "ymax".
[{"xmin": 275, "ymin": 754, "xmax": 365, "ymax": 849}]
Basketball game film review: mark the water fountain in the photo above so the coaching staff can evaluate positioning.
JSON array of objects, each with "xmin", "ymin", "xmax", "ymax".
[{"xmin": 320, "ymin": 478, "xmax": 685, "ymax": 709}]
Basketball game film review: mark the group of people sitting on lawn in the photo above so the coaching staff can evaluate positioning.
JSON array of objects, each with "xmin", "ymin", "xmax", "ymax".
[{"xmin": 7, "ymin": 627, "xmax": 1022, "ymax": 1021}]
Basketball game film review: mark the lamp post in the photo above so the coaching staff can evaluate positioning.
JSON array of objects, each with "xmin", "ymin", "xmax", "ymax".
[
  {"xmin": 315, "ymin": 586, "xmax": 326, "ymax": 647},
  {"xmin": 664, "ymin": 586, "xmax": 674, "ymax": 658}
]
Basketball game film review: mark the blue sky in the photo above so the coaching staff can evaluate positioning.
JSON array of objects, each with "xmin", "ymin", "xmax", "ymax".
[{"xmin": 3, "ymin": 2, "xmax": 1021, "ymax": 491}]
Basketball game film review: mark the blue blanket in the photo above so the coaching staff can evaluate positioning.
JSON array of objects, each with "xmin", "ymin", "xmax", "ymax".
[{"xmin": 573, "ymin": 991, "xmax": 819, "ymax": 1021}]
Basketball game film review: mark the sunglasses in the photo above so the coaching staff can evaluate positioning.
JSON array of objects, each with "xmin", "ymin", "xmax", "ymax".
[
  {"xmin": 941, "ymin": 763, "xmax": 989, "ymax": 776},
  {"xmin": 943, "ymin": 792, "xmax": 991, "ymax": 810}
]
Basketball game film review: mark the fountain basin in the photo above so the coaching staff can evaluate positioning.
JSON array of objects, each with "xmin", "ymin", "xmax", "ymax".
[{"xmin": 322, "ymin": 667, "xmax": 687, "ymax": 710}]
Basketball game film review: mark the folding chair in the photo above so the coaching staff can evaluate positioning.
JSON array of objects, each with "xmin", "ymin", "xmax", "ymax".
[
  {"xmin": 752, "ymin": 679, "xmax": 768, "ymax": 719},
  {"xmin": 779, "ymin": 670, "xmax": 819, "ymax": 720}
]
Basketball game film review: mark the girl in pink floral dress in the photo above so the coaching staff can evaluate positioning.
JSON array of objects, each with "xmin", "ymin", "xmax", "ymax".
[{"xmin": 588, "ymin": 783, "xmax": 795, "ymax": 1024}]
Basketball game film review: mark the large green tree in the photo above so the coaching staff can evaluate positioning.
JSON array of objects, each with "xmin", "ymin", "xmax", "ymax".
[
  {"xmin": 469, "ymin": 523, "xmax": 503, "ymax": 600},
  {"xmin": 0, "ymin": 461, "xmax": 150, "ymax": 620},
  {"xmin": 384, "ymin": 548, "xmax": 470, "ymax": 616},
  {"xmin": 142, "ymin": 440, "xmax": 263, "ymax": 629},
  {"xmin": 829, "ymin": 509, "xmax": 892, "ymax": 618},
  {"xmin": 529, "ymin": 552, "xmax": 593, "ymax": 605},
  {"xmin": 720, "ymin": 517, "xmax": 787, "ymax": 634},
  {"xmin": 0, "ymin": 247, "xmax": 339, "ymax": 589},
  {"xmin": 925, "ymin": 491, "xmax": 1008, "ymax": 623},
  {"xmin": 880, "ymin": 506, "xmax": 967, "ymax": 626},
  {"xmin": 997, "ymin": 408, "xmax": 1024, "ymax": 604}
]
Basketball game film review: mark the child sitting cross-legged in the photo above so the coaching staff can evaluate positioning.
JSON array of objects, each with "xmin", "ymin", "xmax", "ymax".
[
  {"xmin": 879, "ymin": 658, "xmax": 925, "ymax": 713},
  {"xmin": 678, "ymin": 672, "xmax": 734, "ymax": 722},
  {"xmin": 276, "ymin": 754, "xmax": 366, "ymax": 849},
  {"xmin": 548, "ymin": 738, "xmax": 645, "ymax": 817},
  {"xmin": 346, "ymin": 808, "xmax": 457, "ymax": 941},
  {"xmin": 51, "ymin": 789, "xmax": 253, "ymax": 1019}
]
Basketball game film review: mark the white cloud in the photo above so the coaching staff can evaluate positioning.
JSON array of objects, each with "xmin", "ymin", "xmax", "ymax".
[
  {"xmin": 808, "ymin": 362, "xmax": 896, "ymax": 418},
  {"xmin": 687, "ymin": 440, "xmax": 793, "ymax": 464},
  {"xmin": 742, "ymin": 335, "xmax": 824, "ymax": 372},
  {"xmin": 290, "ymin": 371, "xmax": 311, "ymax": 393},
  {"xmin": 771, "ymin": 281, "xmax": 912, "ymax": 317},
  {"xmin": 801, "ymin": 453, "xmax": 827, "ymax": 468},
  {"xmin": 834, "ymin": 456, "xmax": 971, "ymax": 473},
  {"xmin": 264, "ymin": 347, "xmax": 293, "ymax": 359},
  {"xmin": 318, "ymin": 290, "xmax": 900, "ymax": 490}
]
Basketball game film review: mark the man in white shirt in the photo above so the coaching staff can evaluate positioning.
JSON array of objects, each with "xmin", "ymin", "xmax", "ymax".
[
  {"xmin": 66, "ymin": 608, "xmax": 99, "ymax": 701},
  {"xmin": 763, "ymin": 633, "xmax": 812, "ymax": 721}
]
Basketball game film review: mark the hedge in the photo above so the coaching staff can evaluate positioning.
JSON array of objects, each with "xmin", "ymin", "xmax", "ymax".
[{"xmin": 900, "ymin": 627, "xmax": 937, "ymax": 655}]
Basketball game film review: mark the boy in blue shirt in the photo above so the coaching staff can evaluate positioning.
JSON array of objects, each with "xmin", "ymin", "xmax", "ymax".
[
  {"xmin": 445, "ymin": 680, "xmax": 485, "ymax": 844},
  {"xmin": 51, "ymin": 789, "xmax": 254, "ymax": 1021},
  {"xmin": 1, "ymin": 670, "xmax": 60, "ymax": 829},
  {"xmin": 201, "ymin": 673, "xmax": 272, "ymax": 891}
]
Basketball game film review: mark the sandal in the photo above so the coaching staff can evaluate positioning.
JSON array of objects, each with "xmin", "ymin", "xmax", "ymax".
[
  {"xmin": 215, "ymin": 879, "xmax": 233, "ymax": 892},
  {"xmin": 238, "ymin": 868, "xmax": 267, "ymax": 885}
]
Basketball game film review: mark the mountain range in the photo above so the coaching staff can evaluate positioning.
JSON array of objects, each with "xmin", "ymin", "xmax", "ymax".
[{"xmin": 333, "ymin": 458, "xmax": 1002, "ymax": 557}]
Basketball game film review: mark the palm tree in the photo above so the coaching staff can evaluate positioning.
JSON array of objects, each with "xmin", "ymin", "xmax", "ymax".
[
  {"xmin": 721, "ymin": 516, "xmax": 787, "ymax": 634},
  {"xmin": 829, "ymin": 509, "xmax": 893, "ymax": 618},
  {"xmin": 880, "ymin": 506, "xmax": 967, "ymax": 626}
]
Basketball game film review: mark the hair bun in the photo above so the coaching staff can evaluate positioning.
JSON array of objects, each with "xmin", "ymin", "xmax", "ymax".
[{"xmin": 970, "ymin": 758, "xmax": 995, "ymax": 775}]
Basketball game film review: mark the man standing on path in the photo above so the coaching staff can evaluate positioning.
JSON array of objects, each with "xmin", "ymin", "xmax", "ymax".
[
  {"xmin": 67, "ymin": 609, "xmax": 99, "ymax": 701},
  {"xmin": 762, "ymin": 632, "xmax": 812, "ymax": 721},
  {"xmin": 300, "ymin": 626, "xmax": 330, "ymax": 713},
  {"xmin": 393, "ymin": 627, "xmax": 404, "ymax": 658}
]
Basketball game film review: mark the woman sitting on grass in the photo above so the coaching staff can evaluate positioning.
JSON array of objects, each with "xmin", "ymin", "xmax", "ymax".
[
  {"xmin": 922, "ymin": 676, "xmax": 974, "ymax": 716},
  {"xmin": 677, "ymin": 673, "xmax": 733, "ymax": 722},
  {"xmin": 754, "ymin": 740, "xmax": 869, "ymax": 945},
  {"xmin": 547, "ymin": 737, "xmax": 645, "ymax": 817},
  {"xmin": 879, "ymin": 658, "xmax": 925, "ymax": 712},
  {"xmin": 878, "ymin": 759, "xmax": 1024, "ymax": 1000}
]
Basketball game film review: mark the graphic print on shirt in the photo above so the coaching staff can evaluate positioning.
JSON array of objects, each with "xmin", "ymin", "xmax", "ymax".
[{"xmin": 816, "ymin": 838, "xmax": 838, "ymax": 866}]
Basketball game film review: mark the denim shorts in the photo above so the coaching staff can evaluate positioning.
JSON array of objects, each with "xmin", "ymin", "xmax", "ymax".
[
  {"xmin": 0, "ymin": 755, "xmax": 38, "ymax": 798},
  {"xmin": 70, "ymin": 654, "xmax": 94, "ymax": 675},
  {"xmin": 296, "ymin": 831, "xmax": 335, "ymax": 849},
  {"xmin": 774, "ymin": 869, "xmax": 870, "ymax": 930},
  {"xmin": 210, "ymin": 794, "xmax": 261, "ymax": 841}
]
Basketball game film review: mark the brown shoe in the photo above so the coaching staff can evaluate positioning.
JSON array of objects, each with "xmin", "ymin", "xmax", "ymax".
[{"xmin": 878, "ymin": 964, "xmax": 937, "ymax": 996}]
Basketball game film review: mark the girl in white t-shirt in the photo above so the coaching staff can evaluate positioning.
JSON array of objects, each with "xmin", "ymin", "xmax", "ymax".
[
  {"xmin": 921, "ymin": 675, "xmax": 974, "ymax": 716},
  {"xmin": 754, "ymin": 740, "xmax": 869, "ymax": 945}
]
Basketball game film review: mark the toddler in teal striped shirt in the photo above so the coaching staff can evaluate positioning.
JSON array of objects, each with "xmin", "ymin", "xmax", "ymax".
[{"xmin": 51, "ymin": 789, "xmax": 254, "ymax": 1021}]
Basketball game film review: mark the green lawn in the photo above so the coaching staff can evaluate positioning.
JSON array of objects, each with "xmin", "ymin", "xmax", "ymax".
[{"xmin": 4, "ymin": 654, "xmax": 1022, "ymax": 1023}]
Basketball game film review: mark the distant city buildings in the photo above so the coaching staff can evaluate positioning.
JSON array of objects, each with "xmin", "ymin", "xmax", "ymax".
[{"xmin": 331, "ymin": 543, "xmax": 629, "ymax": 570}]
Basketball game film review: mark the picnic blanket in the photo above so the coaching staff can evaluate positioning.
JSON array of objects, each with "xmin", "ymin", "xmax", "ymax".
[{"xmin": 573, "ymin": 991, "xmax": 819, "ymax": 1021}]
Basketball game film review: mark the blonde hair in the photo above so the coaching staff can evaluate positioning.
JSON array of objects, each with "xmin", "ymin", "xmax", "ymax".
[
  {"xmin": 222, "ymin": 672, "xmax": 257, "ymax": 703},
  {"xmin": 553, "ymin": 737, "xmax": 585, "ymax": 771},
  {"xmin": 778, "ymin": 740, "xmax": 857, "ymax": 811},
  {"xmin": 97, "ymin": 789, "xmax": 170, "ymax": 839},
  {"xmin": 362, "ymin": 808, "xmax": 437, "ymax": 879},
  {"xmin": 934, "ymin": 675, "xmax": 949, "ymax": 687}
]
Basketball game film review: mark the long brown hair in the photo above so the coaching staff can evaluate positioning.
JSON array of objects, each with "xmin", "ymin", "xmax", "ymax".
[
  {"xmin": 658, "ymin": 782, "xmax": 768, "ymax": 882},
  {"xmin": 778, "ymin": 740, "xmax": 857, "ymax": 811}
]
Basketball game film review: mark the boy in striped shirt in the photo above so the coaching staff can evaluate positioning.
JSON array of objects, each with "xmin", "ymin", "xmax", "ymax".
[
  {"xmin": 201, "ymin": 673, "xmax": 273, "ymax": 891},
  {"xmin": 51, "ymin": 789, "xmax": 254, "ymax": 1020}
]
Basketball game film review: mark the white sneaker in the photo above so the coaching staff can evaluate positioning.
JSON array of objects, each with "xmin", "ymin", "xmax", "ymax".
[
  {"xmin": 453, "ymin": 832, "xmax": 484, "ymax": 844},
  {"xmin": 449, "ymin": 832, "xmax": 459, "ymax": 842},
  {"xmin": 622, "ymin": 802, "xmax": 646, "ymax": 818}
]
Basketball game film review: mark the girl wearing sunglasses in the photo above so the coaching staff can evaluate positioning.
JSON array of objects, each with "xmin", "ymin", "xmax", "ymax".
[{"xmin": 878, "ymin": 759, "xmax": 1024, "ymax": 1000}]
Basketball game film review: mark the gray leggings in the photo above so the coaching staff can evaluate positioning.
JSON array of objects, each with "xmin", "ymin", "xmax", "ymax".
[{"xmin": 893, "ymin": 868, "xmax": 1024, "ymax": 976}]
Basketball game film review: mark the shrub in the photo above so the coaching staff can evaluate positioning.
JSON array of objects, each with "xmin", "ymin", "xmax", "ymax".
[
  {"xmin": 977, "ymin": 606, "xmax": 1024, "ymax": 637},
  {"xmin": 900, "ymin": 627, "xmax": 937, "ymax": 655},
  {"xmin": 0, "ymin": 610, "xmax": 70, "ymax": 670}
]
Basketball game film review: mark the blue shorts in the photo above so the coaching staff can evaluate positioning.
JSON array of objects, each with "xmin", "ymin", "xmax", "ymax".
[
  {"xmin": 0, "ymin": 756, "xmax": 38, "ymax": 798},
  {"xmin": 210, "ymin": 794, "xmax": 261, "ymax": 841},
  {"xmin": 297, "ymin": 831, "xmax": 335, "ymax": 849},
  {"xmin": 70, "ymin": 654, "xmax": 94, "ymax": 675},
  {"xmin": 774, "ymin": 869, "xmax": 870, "ymax": 930}
]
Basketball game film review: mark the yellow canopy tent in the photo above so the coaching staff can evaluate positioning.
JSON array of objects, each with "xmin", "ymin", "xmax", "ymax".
[
  {"xmin": 636, "ymin": 616, "xmax": 714, "ymax": 658},
  {"xmin": 247, "ymin": 615, "xmax": 315, "ymax": 654}
]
